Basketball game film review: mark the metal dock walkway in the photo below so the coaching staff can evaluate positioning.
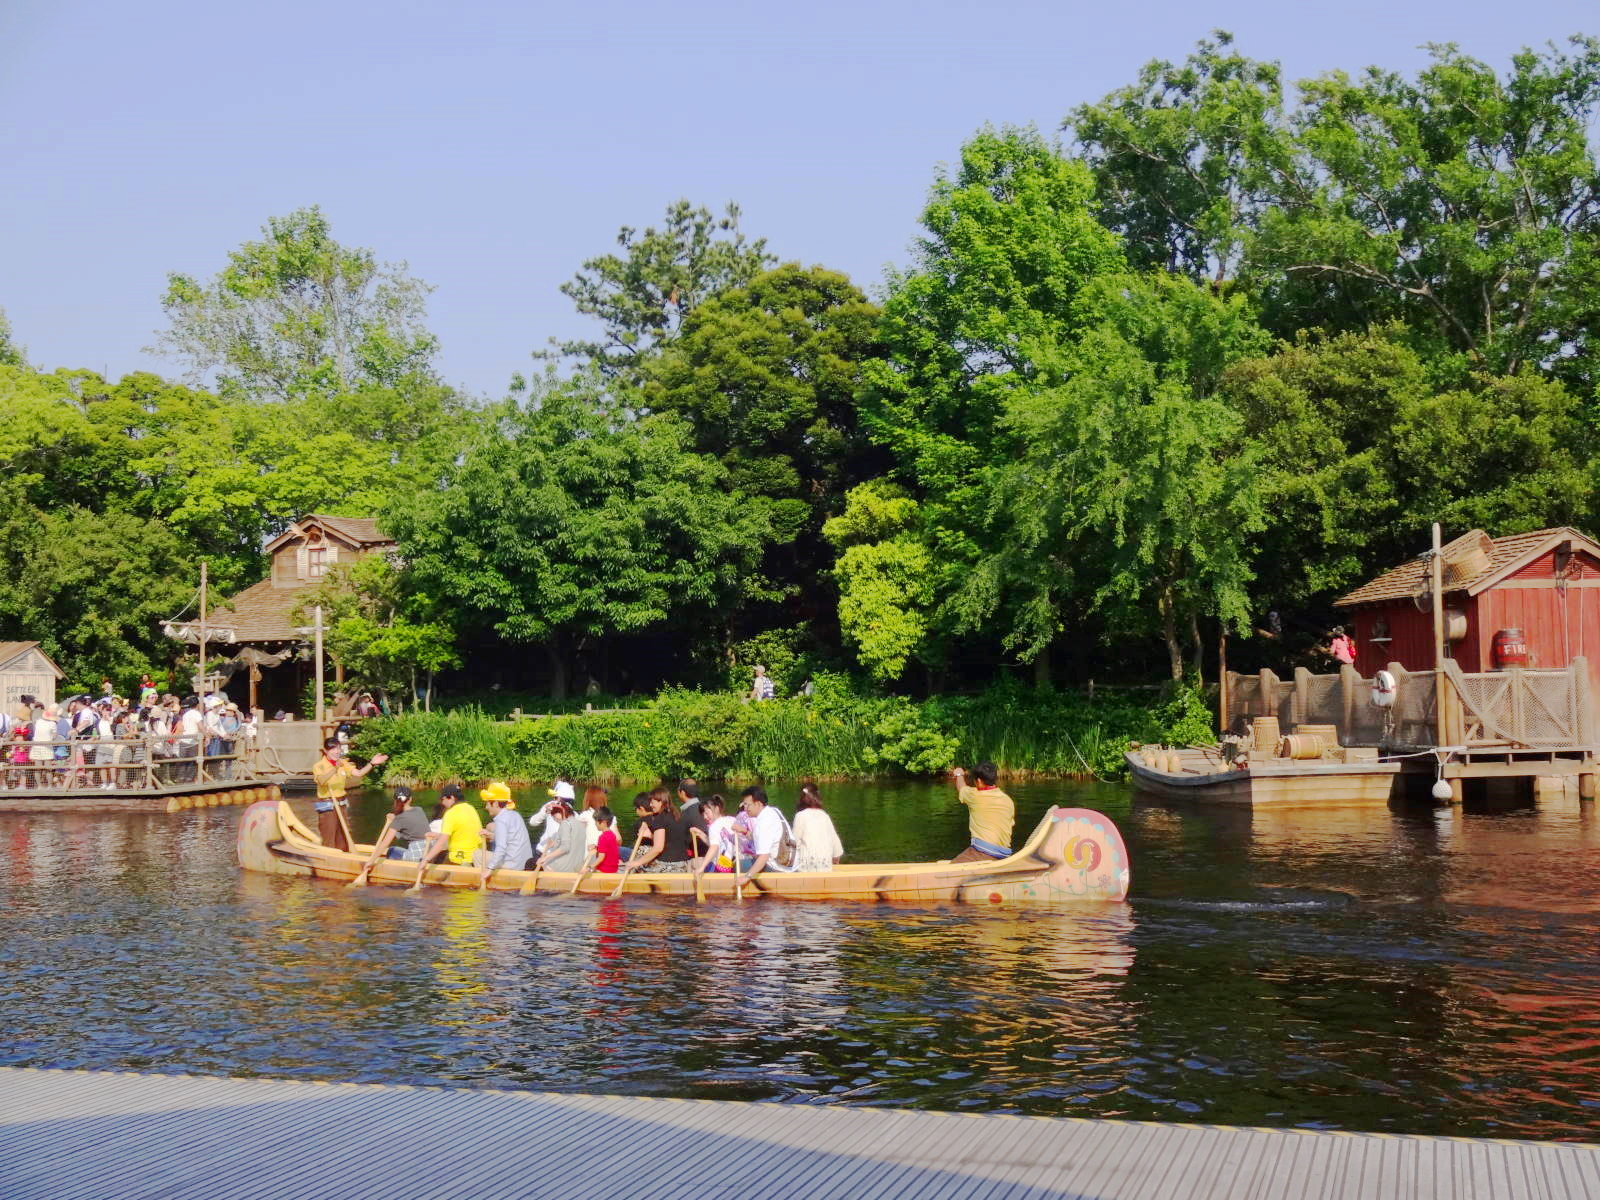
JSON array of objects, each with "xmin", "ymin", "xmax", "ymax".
[{"xmin": 2, "ymin": 1067, "xmax": 1595, "ymax": 1199}]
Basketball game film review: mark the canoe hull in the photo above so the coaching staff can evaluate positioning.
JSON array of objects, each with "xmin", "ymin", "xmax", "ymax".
[
  {"xmin": 1126, "ymin": 749, "xmax": 1401, "ymax": 807},
  {"xmin": 236, "ymin": 800, "xmax": 1130, "ymax": 903}
]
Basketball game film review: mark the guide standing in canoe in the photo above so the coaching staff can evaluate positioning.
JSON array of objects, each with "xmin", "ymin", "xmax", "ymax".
[
  {"xmin": 949, "ymin": 761, "xmax": 1013, "ymax": 863},
  {"xmin": 310, "ymin": 737, "xmax": 388, "ymax": 852}
]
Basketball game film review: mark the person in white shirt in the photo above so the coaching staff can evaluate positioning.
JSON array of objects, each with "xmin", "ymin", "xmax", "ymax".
[
  {"xmin": 792, "ymin": 783, "xmax": 844, "ymax": 872},
  {"xmin": 733, "ymin": 786, "xmax": 796, "ymax": 889},
  {"xmin": 690, "ymin": 794, "xmax": 741, "ymax": 875}
]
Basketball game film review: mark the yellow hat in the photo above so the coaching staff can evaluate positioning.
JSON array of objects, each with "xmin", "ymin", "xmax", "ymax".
[{"xmin": 480, "ymin": 781, "xmax": 514, "ymax": 807}]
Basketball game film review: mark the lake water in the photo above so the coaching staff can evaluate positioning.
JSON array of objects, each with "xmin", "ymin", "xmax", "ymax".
[{"xmin": 2, "ymin": 780, "xmax": 1598, "ymax": 1141}]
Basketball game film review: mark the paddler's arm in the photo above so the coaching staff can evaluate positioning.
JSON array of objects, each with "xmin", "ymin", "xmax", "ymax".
[
  {"xmin": 734, "ymin": 851, "xmax": 769, "ymax": 889},
  {"xmin": 348, "ymin": 752, "xmax": 389, "ymax": 780}
]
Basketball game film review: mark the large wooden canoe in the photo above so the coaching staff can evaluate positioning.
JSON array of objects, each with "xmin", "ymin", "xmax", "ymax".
[
  {"xmin": 236, "ymin": 799, "xmax": 1130, "ymax": 904},
  {"xmin": 1126, "ymin": 747, "xmax": 1401, "ymax": 807}
]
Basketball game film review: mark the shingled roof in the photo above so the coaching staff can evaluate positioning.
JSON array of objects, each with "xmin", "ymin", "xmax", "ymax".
[
  {"xmin": 211, "ymin": 579, "xmax": 312, "ymax": 643},
  {"xmin": 1336, "ymin": 527, "xmax": 1600, "ymax": 608},
  {"xmin": 0, "ymin": 642, "xmax": 64, "ymax": 677},
  {"xmin": 263, "ymin": 515, "xmax": 392, "ymax": 555}
]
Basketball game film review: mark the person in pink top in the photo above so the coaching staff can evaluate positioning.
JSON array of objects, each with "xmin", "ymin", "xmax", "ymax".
[{"xmin": 1328, "ymin": 627, "xmax": 1357, "ymax": 666}]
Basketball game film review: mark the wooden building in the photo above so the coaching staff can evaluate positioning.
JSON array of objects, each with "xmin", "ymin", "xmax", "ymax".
[
  {"xmin": 0, "ymin": 642, "xmax": 64, "ymax": 714},
  {"xmin": 1335, "ymin": 527, "xmax": 1600, "ymax": 709},
  {"xmin": 212, "ymin": 515, "xmax": 395, "ymax": 714}
]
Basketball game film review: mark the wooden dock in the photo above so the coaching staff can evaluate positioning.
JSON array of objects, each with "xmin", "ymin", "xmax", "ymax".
[
  {"xmin": 0, "ymin": 780, "xmax": 280, "ymax": 815},
  {"xmin": 2, "ymin": 1068, "xmax": 1595, "ymax": 1199}
]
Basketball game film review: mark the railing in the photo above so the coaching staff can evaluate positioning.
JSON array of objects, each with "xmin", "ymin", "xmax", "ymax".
[
  {"xmin": 1226, "ymin": 658, "xmax": 1595, "ymax": 751},
  {"xmin": 2, "ymin": 736, "xmax": 252, "ymax": 792}
]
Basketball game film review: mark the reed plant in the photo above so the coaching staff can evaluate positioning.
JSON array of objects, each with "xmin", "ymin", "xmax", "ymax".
[{"xmin": 357, "ymin": 678, "xmax": 1195, "ymax": 786}]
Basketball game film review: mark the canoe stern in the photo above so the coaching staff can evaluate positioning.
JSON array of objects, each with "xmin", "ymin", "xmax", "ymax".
[{"xmin": 1016, "ymin": 807, "xmax": 1131, "ymax": 902}]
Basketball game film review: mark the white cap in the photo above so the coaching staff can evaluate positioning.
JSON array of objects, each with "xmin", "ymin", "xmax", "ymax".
[{"xmin": 547, "ymin": 780, "xmax": 576, "ymax": 801}]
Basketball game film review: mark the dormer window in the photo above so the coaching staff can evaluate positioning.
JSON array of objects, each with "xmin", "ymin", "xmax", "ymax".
[{"xmin": 307, "ymin": 546, "xmax": 328, "ymax": 578}]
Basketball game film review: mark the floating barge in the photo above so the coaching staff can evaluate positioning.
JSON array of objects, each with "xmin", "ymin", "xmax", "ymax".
[{"xmin": 1125, "ymin": 746, "xmax": 1402, "ymax": 807}]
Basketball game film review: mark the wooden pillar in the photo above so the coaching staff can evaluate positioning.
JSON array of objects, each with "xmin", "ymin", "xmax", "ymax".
[
  {"xmin": 1258, "ymin": 668, "xmax": 1277, "ymax": 720},
  {"xmin": 1581, "ymin": 773, "xmax": 1596, "ymax": 801},
  {"xmin": 1430, "ymin": 523, "xmax": 1448, "ymax": 747},
  {"xmin": 1294, "ymin": 667, "xmax": 1311, "ymax": 729}
]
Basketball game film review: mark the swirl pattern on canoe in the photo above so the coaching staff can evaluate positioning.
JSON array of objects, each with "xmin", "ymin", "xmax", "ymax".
[{"xmin": 1024, "ymin": 807, "xmax": 1130, "ymax": 901}]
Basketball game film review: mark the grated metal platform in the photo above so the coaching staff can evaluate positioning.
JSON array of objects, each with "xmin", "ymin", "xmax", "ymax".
[{"xmin": 1, "ymin": 1067, "xmax": 1596, "ymax": 1199}]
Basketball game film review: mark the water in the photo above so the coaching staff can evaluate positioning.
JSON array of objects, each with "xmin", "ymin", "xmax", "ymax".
[{"xmin": 3, "ymin": 780, "xmax": 1599, "ymax": 1140}]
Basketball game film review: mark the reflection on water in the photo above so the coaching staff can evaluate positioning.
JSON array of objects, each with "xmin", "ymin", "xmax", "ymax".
[{"xmin": 2, "ymin": 781, "xmax": 1599, "ymax": 1139}]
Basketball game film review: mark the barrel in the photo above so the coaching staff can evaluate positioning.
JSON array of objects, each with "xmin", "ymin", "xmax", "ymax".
[
  {"xmin": 1277, "ymin": 735, "xmax": 1324, "ymax": 760},
  {"xmin": 1251, "ymin": 716, "xmax": 1280, "ymax": 752},
  {"xmin": 1492, "ymin": 628, "xmax": 1529, "ymax": 669},
  {"xmin": 1295, "ymin": 724, "xmax": 1339, "ymax": 751}
]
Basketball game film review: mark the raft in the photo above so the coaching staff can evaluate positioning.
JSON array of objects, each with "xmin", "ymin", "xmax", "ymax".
[{"xmin": 236, "ymin": 800, "xmax": 1130, "ymax": 904}]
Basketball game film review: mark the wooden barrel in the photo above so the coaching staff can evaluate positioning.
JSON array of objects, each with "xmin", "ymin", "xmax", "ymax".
[
  {"xmin": 1252, "ymin": 716, "xmax": 1280, "ymax": 752},
  {"xmin": 1492, "ymin": 628, "xmax": 1529, "ymax": 668},
  {"xmin": 1277, "ymin": 735, "xmax": 1324, "ymax": 760},
  {"xmin": 1296, "ymin": 724, "xmax": 1339, "ymax": 750}
]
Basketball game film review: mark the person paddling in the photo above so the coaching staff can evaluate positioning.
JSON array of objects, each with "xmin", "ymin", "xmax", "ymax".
[
  {"xmin": 475, "ymin": 782, "xmax": 533, "ymax": 891},
  {"xmin": 949, "ymin": 761, "xmax": 1013, "ymax": 863},
  {"xmin": 408, "ymin": 783, "xmax": 481, "ymax": 891}
]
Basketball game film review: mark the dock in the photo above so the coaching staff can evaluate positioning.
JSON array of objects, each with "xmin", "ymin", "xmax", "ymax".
[{"xmin": 2, "ymin": 1068, "xmax": 1595, "ymax": 1199}]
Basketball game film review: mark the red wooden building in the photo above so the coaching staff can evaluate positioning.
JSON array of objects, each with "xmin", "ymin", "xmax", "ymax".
[{"xmin": 1335, "ymin": 527, "xmax": 1600, "ymax": 704}]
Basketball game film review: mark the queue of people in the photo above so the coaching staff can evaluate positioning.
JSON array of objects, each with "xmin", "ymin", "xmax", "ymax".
[
  {"xmin": 3, "ymin": 689, "xmax": 252, "ymax": 791},
  {"xmin": 393, "ymin": 776, "xmax": 852, "ymax": 889}
]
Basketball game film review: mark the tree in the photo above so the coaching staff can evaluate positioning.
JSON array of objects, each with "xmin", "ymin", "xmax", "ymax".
[
  {"xmin": 1069, "ymin": 30, "xmax": 1291, "ymax": 281},
  {"xmin": 384, "ymin": 371, "xmax": 768, "ymax": 698},
  {"xmin": 152, "ymin": 206, "xmax": 439, "ymax": 402},
  {"xmin": 851, "ymin": 125, "xmax": 1126, "ymax": 676},
  {"xmin": 975, "ymin": 273, "xmax": 1269, "ymax": 680},
  {"xmin": 293, "ymin": 555, "xmax": 459, "ymax": 709},
  {"xmin": 824, "ymin": 481, "xmax": 937, "ymax": 682},
  {"xmin": 640, "ymin": 263, "xmax": 888, "ymax": 613},
  {"xmin": 1223, "ymin": 327, "xmax": 1592, "ymax": 608},
  {"xmin": 548, "ymin": 200, "xmax": 774, "ymax": 378},
  {"xmin": 0, "ymin": 308, "xmax": 23, "ymax": 367}
]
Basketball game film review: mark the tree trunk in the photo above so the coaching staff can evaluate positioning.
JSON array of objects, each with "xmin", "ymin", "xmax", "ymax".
[
  {"xmin": 1159, "ymin": 588, "xmax": 1183, "ymax": 681},
  {"xmin": 548, "ymin": 639, "xmax": 568, "ymax": 701},
  {"xmin": 424, "ymin": 670, "xmax": 433, "ymax": 713},
  {"xmin": 1188, "ymin": 610, "xmax": 1204, "ymax": 685},
  {"xmin": 1033, "ymin": 637, "xmax": 1053, "ymax": 688}
]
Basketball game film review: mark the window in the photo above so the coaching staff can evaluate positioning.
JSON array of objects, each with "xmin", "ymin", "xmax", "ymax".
[{"xmin": 307, "ymin": 547, "xmax": 327, "ymax": 579}]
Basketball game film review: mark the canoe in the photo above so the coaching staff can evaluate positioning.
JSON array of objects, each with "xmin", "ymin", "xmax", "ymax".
[
  {"xmin": 1125, "ymin": 746, "xmax": 1401, "ymax": 807},
  {"xmin": 236, "ymin": 799, "xmax": 1130, "ymax": 904}
]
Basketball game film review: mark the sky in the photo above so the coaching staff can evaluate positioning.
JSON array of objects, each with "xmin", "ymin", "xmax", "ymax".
[{"xmin": 2, "ymin": 0, "xmax": 1596, "ymax": 399}]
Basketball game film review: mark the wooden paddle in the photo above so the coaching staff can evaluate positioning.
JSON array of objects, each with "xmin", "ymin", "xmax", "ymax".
[
  {"xmin": 332, "ymin": 795, "xmax": 356, "ymax": 854},
  {"xmin": 689, "ymin": 827, "xmax": 708, "ymax": 904},
  {"xmin": 347, "ymin": 814, "xmax": 394, "ymax": 888},
  {"xmin": 406, "ymin": 834, "xmax": 440, "ymax": 893},
  {"xmin": 603, "ymin": 825, "xmax": 650, "ymax": 899},
  {"xmin": 519, "ymin": 862, "xmax": 542, "ymax": 896}
]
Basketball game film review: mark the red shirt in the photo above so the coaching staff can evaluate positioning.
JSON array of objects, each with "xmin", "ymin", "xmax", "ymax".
[{"xmin": 595, "ymin": 829, "xmax": 620, "ymax": 873}]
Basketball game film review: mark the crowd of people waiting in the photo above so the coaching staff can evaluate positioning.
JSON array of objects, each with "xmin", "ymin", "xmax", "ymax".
[
  {"xmin": 353, "ymin": 776, "xmax": 849, "ymax": 890},
  {"xmin": 1, "ymin": 676, "xmax": 250, "ymax": 790}
]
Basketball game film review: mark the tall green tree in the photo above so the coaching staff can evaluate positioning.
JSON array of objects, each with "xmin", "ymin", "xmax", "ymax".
[
  {"xmin": 152, "ymin": 206, "xmax": 439, "ymax": 402},
  {"xmin": 640, "ymin": 263, "xmax": 888, "ymax": 618},
  {"xmin": 974, "ymin": 273, "xmax": 1269, "ymax": 680},
  {"xmin": 384, "ymin": 371, "xmax": 768, "ymax": 697},
  {"xmin": 548, "ymin": 200, "xmax": 774, "ymax": 379}
]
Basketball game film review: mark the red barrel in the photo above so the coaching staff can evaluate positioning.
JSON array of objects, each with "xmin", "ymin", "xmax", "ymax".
[{"xmin": 1492, "ymin": 628, "xmax": 1529, "ymax": 668}]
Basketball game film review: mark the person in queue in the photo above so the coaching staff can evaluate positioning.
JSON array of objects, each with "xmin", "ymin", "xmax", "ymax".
[
  {"xmin": 534, "ymin": 802, "xmax": 588, "ymax": 873},
  {"xmin": 733, "ymin": 786, "xmax": 796, "ymax": 888},
  {"xmin": 793, "ymin": 783, "xmax": 844, "ymax": 871},
  {"xmin": 630, "ymin": 786, "xmax": 689, "ymax": 873},
  {"xmin": 476, "ymin": 782, "xmax": 533, "ymax": 889},
  {"xmin": 310, "ymin": 736, "xmax": 389, "ymax": 852},
  {"xmin": 409, "ymin": 783, "xmax": 481, "ymax": 890},
  {"xmin": 367, "ymin": 787, "xmax": 430, "ymax": 861},
  {"xmin": 949, "ymin": 760, "xmax": 1014, "ymax": 862}
]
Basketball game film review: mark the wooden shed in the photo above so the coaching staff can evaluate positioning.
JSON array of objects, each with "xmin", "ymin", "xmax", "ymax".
[
  {"xmin": 1335, "ymin": 527, "xmax": 1600, "ymax": 705},
  {"xmin": 0, "ymin": 641, "xmax": 64, "ymax": 714}
]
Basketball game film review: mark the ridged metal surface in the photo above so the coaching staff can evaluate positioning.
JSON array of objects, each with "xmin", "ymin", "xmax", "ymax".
[{"xmin": 2, "ymin": 1067, "xmax": 1596, "ymax": 1199}]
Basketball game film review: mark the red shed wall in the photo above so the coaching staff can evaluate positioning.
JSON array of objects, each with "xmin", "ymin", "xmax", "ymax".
[
  {"xmin": 1350, "ymin": 603, "xmax": 1455, "ymax": 673},
  {"xmin": 1475, "ymin": 546, "xmax": 1600, "ymax": 703}
]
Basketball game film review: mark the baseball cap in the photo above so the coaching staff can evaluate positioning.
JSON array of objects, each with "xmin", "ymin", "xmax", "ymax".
[{"xmin": 440, "ymin": 783, "xmax": 464, "ymax": 800}]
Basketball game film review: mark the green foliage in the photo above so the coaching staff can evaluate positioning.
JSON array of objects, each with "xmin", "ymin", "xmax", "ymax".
[
  {"xmin": 1149, "ymin": 682, "xmax": 1218, "ymax": 748},
  {"xmin": 548, "ymin": 200, "xmax": 774, "ymax": 379},
  {"xmin": 152, "ymin": 206, "xmax": 438, "ymax": 402},
  {"xmin": 385, "ymin": 369, "xmax": 768, "ymax": 697},
  {"xmin": 825, "ymin": 481, "xmax": 935, "ymax": 681}
]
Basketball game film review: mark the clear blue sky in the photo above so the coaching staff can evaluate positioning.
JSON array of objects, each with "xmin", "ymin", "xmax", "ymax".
[{"xmin": 2, "ymin": 0, "xmax": 1594, "ymax": 398}]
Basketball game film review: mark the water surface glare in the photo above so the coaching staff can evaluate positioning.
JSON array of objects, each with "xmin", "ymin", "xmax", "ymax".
[{"xmin": 3, "ymin": 780, "xmax": 1599, "ymax": 1140}]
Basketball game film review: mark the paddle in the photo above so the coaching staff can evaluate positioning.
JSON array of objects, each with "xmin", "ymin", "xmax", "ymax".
[
  {"xmin": 347, "ymin": 814, "xmax": 394, "ymax": 888},
  {"xmin": 603, "ymin": 825, "xmax": 650, "ymax": 899},
  {"xmin": 519, "ymin": 862, "xmax": 541, "ymax": 896},
  {"xmin": 406, "ymin": 834, "xmax": 441, "ymax": 894},
  {"xmin": 689, "ymin": 827, "xmax": 708, "ymax": 904},
  {"xmin": 332, "ymin": 795, "xmax": 356, "ymax": 854}
]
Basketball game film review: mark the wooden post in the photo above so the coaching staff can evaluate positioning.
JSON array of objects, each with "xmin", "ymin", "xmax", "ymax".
[
  {"xmin": 1258, "ymin": 668, "xmax": 1276, "ymax": 720},
  {"xmin": 1293, "ymin": 667, "xmax": 1311, "ymax": 729},
  {"xmin": 1217, "ymin": 628, "xmax": 1228, "ymax": 735},
  {"xmin": 314, "ymin": 605, "xmax": 325, "ymax": 727},
  {"xmin": 194, "ymin": 561, "xmax": 209, "ymax": 698},
  {"xmin": 1430, "ymin": 523, "xmax": 1448, "ymax": 747}
]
